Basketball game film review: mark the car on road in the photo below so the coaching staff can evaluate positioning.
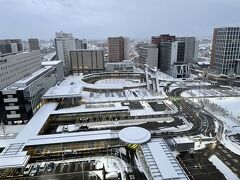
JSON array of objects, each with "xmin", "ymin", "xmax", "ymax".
[
  {"xmin": 23, "ymin": 164, "xmax": 33, "ymax": 176},
  {"xmin": 29, "ymin": 164, "xmax": 39, "ymax": 176}
]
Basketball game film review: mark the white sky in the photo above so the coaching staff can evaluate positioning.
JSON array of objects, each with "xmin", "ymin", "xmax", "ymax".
[{"xmin": 0, "ymin": 0, "xmax": 240, "ymax": 40}]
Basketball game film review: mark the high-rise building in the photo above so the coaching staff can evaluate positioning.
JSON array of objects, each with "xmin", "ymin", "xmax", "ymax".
[
  {"xmin": 108, "ymin": 36, "xmax": 129, "ymax": 62},
  {"xmin": 55, "ymin": 31, "xmax": 77, "ymax": 75},
  {"xmin": 69, "ymin": 49, "xmax": 105, "ymax": 74},
  {"xmin": 151, "ymin": 34, "xmax": 176, "ymax": 45},
  {"xmin": 210, "ymin": 27, "xmax": 240, "ymax": 75},
  {"xmin": 0, "ymin": 39, "xmax": 23, "ymax": 54},
  {"xmin": 75, "ymin": 39, "xmax": 83, "ymax": 49},
  {"xmin": 137, "ymin": 44, "xmax": 158, "ymax": 69},
  {"xmin": 28, "ymin": 38, "xmax": 40, "ymax": 51},
  {"xmin": 176, "ymin": 37, "xmax": 199, "ymax": 63},
  {"xmin": 0, "ymin": 51, "xmax": 42, "ymax": 89},
  {"xmin": 159, "ymin": 41, "xmax": 189, "ymax": 78}
]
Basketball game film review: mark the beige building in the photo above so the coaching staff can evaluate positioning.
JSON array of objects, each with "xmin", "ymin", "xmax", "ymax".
[
  {"xmin": 69, "ymin": 49, "xmax": 105, "ymax": 74},
  {"xmin": 107, "ymin": 36, "xmax": 129, "ymax": 62}
]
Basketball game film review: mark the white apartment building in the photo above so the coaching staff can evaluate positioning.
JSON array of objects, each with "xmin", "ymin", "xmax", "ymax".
[
  {"xmin": 55, "ymin": 31, "xmax": 77, "ymax": 75},
  {"xmin": 138, "ymin": 44, "xmax": 158, "ymax": 69},
  {"xmin": 0, "ymin": 51, "xmax": 41, "ymax": 89}
]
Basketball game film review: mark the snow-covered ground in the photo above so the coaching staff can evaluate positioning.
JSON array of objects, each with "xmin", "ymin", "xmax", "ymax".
[
  {"xmin": 184, "ymin": 96, "xmax": 240, "ymax": 155},
  {"xmin": 209, "ymin": 97, "xmax": 240, "ymax": 119}
]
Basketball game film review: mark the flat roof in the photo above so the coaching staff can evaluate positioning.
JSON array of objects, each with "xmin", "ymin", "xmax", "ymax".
[
  {"xmin": 26, "ymin": 130, "xmax": 118, "ymax": 146},
  {"xmin": 141, "ymin": 139, "xmax": 188, "ymax": 180},
  {"xmin": 42, "ymin": 60, "xmax": 62, "ymax": 66},
  {"xmin": 0, "ymin": 154, "xmax": 30, "ymax": 169},
  {"xmin": 42, "ymin": 77, "xmax": 83, "ymax": 99},
  {"xmin": 52, "ymin": 104, "xmax": 129, "ymax": 115},
  {"xmin": 119, "ymin": 127, "xmax": 151, "ymax": 144},
  {"xmin": 173, "ymin": 137, "xmax": 195, "ymax": 144},
  {"xmin": 15, "ymin": 102, "xmax": 58, "ymax": 143}
]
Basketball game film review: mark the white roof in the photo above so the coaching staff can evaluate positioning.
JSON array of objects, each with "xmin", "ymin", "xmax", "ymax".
[
  {"xmin": 0, "ymin": 154, "xmax": 30, "ymax": 169},
  {"xmin": 141, "ymin": 139, "xmax": 189, "ymax": 180},
  {"xmin": 119, "ymin": 127, "xmax": 151, "ymax": 144},
  {"xmin": 42, "ymin": 77, "xmax": 83, "ymax": 99},
  {"xmin": 15, "ymin": 103, "xmax": 58, "ymax": 143},
  {"xmin": 26, "ymin": 130, "xmax": 118, "ymax": 146},
  {"xmin": 42, "ymin": 60, "xmax": 62, "ymax": 66},
  {"xmin": 52, "ymin": 104, "xmax": 129, "ymax": 115},
  {"xmin": 173, "ymin": 137, "xmax": 194, "ymax": 144}
]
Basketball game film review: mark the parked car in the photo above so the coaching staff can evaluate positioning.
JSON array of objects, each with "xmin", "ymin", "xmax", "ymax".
[
  {"xmin": 23, "ymin": 164, "xmax": 33, "ymax": 176},
  {"xmin": 29, "ymin": 164, "xmax": 39, "ymax": 176},
  {"xmin": 38, "ymin": 162, "xmax": 47, "ymax": 174},
  {"xmin": 46, "ymin": 162, "xmax": 55, "ymax": 172}
]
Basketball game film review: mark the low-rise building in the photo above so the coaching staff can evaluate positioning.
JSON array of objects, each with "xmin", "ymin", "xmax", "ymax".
[
  {"xmin": 106, "ymin": 60, "xmax": 134, "ymax": 72},
  {"xmin": 173, "ymin": 137, "xmax": 195, "ymax": 152}
]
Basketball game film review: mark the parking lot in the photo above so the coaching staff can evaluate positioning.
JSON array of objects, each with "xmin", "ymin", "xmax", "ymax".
[{"xmin": 0, "ymin": 160, "xmax": 103, "ymax": 180}]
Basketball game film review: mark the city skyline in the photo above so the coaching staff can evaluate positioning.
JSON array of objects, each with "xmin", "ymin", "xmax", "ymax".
[{"xmin": 0, "ymin": 0, "xmax": 240, "ymax": 40}]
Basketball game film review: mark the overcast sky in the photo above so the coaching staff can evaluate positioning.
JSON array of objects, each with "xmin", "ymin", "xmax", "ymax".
[{"xmin": 0, "ymin": 0, "xmax": 239, "ymax": 40}]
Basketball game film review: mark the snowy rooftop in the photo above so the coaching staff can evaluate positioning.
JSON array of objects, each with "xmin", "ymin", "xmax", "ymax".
[
  {"xmin": 173, "ymin": 137, "xmax": 195, "ymax": 144},
  {"xmin": 42, "ymin": 77, "xmax": 83, "ymax": 99},
  {"xmin": 0, "ymin": 102, "xmax": 120, "ymax": 169},
  {"xmin": 26, "ymin": 130, "xmax": 118, "ymax": 146},
  {"xmin": 119, "ymin": 127, "xmax": 151, "ymax": 144},
  {"xmin": 141, "ymin": 139, "xmax": 189, "ymax": 180},
  {"xmin": 41, "ymin": 60, "xmax": 62, "ymax": 66},
  {"xmin": 52, "ymin": 102, "xmax": 129, "ymax": 115},
  {"xmin": 0, "ymin": 154, "xmax": 30, "ymax": 169}
]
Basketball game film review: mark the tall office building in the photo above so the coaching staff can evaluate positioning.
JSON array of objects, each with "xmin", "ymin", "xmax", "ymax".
[
  {"xmin": 211, "ymin": 27, "xmax": 240, "ymax": 75},
  {"xmin": 0, "ymin": 39, "xmax": 23, "ymax": 54},
  {"xmin": 55, "ymin": 31, "xmax": 77, "ymax": 75},
  {"xmin": 158, "ymin": 40, "xmax": 189, "ymax": 78},
  {"xmin": 176, "ymin": 37, "xmax": 199, "ymax": 63},
  {"xmin": 28, "ymin": 38, "xmax": 40, "ymax": 51},
  {"xmin": 138, "ymin": 44, "xmax": 158, "ymax": 69},
  {"xmin": 151, "ymin": 34, "xmax": 176, "ymax": 45},
  {"xmin": 69, "ymin": 49, "xmax": 105, "ymax": 74},
  {"xmin": 0, "ymin": 51, "xmax": 42, "ymax": 89},
  {"xmin": 108, "ymin": 36, "xmax": 129, "ymax": 62}
]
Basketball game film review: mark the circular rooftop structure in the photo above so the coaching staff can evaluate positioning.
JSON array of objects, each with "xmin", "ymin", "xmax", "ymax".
[{"xmin": 119, "ymin": 127, "xmax": 151, "ymax": 144}]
